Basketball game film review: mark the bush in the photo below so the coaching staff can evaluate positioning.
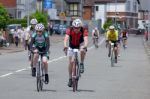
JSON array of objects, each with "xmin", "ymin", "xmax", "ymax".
[
  {"xmin": 0, "ymin": 4, "xmax": 10, "ymax": 29},
  {"xmin": 103, "ymin": 19, "xmax": 113, "ymax": 31},
  {"xmin": 8, "ymin": 19, "xmax": 27, "ymax": 27},
  {"xmin": 31, "ymin": 11, "xmax": 48, "ymax": 27}
]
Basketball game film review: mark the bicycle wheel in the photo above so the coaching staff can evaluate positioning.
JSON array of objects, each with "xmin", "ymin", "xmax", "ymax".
[
  {"xmin": 72, "ymin": 78, "xmax": 77, "ymax": 92},
  {"xmin": 111, "ymin": 49, "xmax": 114, "ymax": 67},
  {"xmin": 36, "ymin": 62, "xmax": 42, "ymax": 92}
]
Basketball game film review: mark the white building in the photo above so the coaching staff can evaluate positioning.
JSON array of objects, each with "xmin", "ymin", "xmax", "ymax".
[
  {"xmin": 16, "ymin": 0, "xmax": 36, "ymax": 19},
  {"xmin": 94, "ymin": 0, "xmax": 139, "ymax": 28}
]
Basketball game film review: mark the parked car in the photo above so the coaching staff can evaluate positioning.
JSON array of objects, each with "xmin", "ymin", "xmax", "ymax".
[
  {"xmin": 6, "ymin": 24, "xmax": 22, "ymax": 43},
  {"xmin": 52, "ymin": 24, "xmax": 67, "ymax": 35},
  {"xmin": 6, "ymin": 24, "xmax": 22, "ymax": 34},
  {"xmin": 52, "ymin": 24, "xmax": 60, "ymax": 34},
  {"xmin": 58, "ymin": 24, "xmax": 67, "ymax": 35}
]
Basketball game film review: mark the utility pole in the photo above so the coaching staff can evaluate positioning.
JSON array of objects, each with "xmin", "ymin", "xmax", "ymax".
[
  {"xmin": 60, "ymin": 0, "xmax": 64, "ymax": 35},
  {"xmin": 80, "ymin": 0, "xmax": 83, "ymax": 19},
  {"xmin": 115, "ymin": 0, "xmax": 117, "ymax": 27},
  {"xmin": 27, "ymin": 0, "xmax": 30, "ymax": 27}
]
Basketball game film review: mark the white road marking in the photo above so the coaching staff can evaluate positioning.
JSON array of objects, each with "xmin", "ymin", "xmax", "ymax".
[
  {"xmin": 15, "ymin": 69, "xmax": 27, "ymax": 73},
  {"xmin": 0, "ymin": 73, "xmax": 13, "ymax": 78},
  {"xmin": 0, "ymin": 38, "xmax": 105, "ymax": 78}
]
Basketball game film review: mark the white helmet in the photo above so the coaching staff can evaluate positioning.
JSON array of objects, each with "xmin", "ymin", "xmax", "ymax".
[
  {"xmin": 109, "ymin": 25, "xmax": 115, "ymax": 30},
  {"xmin": 35, "ymin": 23, "xmax": 45, "ymax": 31},
  {"xmin": 72, "ymin": 18, "xmax": 82, "ymax": 27},
  {"xmin": 30, "ymin": 18, "xmax": 38, "ymax": 25}
]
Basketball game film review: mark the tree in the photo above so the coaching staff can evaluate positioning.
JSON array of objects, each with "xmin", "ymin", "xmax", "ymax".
[
  {"xmin": 103, "ymin": 18, "xmax": 113, "ymax": 31},
  {"xmin": 0, "ymin": 4, "xmax": 9, "ymax": 29},
  {"xmin": 31, "ymin": 11, "xmax": 48, "ymax": 28}
]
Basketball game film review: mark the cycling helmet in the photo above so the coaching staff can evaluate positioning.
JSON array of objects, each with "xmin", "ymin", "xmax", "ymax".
[
  {"xmin": 72, "ymin": 18, "xmax": 82, "ymax": 27},
  {"xmin": 35, "ymin": 23, "xmax": 45, "ymax": 31},
  {"xmin": 30, "ymin": 18, "xmax": 38, "ymax": 25},
  {"xmin": 109, "ymin": 25, "xmax": 115, "ymax": 30}
]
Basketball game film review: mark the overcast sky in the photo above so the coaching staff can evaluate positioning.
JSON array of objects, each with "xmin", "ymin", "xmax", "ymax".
[{"xmin": 140, "ymin": 0, "xmax": 150, "ymax": 10}]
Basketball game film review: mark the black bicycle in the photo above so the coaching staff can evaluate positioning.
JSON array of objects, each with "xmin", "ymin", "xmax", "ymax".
[
  {"xmin": 35, "ymin": 51, "xmax": 46, "ymax": 92},
  {"xmin": 72, "ymin": 49, "xmax": 81, "ymax": 92}
]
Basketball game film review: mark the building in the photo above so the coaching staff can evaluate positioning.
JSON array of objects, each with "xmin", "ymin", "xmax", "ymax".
[
  {"xmin": 0, "ymin": 0, "xmax": 16, "ymax": 18},
  {"xmin": 94, "ymin": 0, "xmax": 140, "ymax": 28},
  {"xmin": 0, "ymin": 0, "xmax": 36, "ymax": 19}
]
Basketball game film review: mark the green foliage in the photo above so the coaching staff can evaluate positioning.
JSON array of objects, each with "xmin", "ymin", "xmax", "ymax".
[
  {"xmin": 103, "ymin": 18, "xmax": 113, "ymax": 31},
  {"xmin": 8, "ymin": 19, "xmax": 27, "ymax": 27},
  {"xmin": 31, "ymin": 11, "xmax": 48, "ymax": 28},
  {"xmin": 0, "ymin": 4, "xmax": 10, "ymax": 29}
]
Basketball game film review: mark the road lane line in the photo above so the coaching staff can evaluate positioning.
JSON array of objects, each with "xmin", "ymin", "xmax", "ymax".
[
  {"xmin": 15, "ymin": 69, "xmax": 27, "ymax": 73},
  {"xmin": 0, "ymin": 37, "xmax": 105, "ymax": 78},
  {"xmin": 0, "ymin": 73, "xmax": 13, "ymax": 78}
]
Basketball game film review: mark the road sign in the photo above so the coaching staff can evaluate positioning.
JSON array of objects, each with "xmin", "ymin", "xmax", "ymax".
[
  {"xmin": 43, "ymin": 0, "xmax": 52, "ymax": 9},
  {"xmin": 59, "ymin": 12, "xmax": 66, "ymax": 17}
]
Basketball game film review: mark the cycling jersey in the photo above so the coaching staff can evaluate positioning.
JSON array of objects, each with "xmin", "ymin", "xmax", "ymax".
[
  {"xmin": 106, "ymin": 30, "xmax": 118, "ymax": 41},
  {"xmin": 66, "ymin": 27, "xmax": 88, "ymax": 49},
  {"xmin": 30, "ymin": 32, "xmax": 50, "ymax": 52}
]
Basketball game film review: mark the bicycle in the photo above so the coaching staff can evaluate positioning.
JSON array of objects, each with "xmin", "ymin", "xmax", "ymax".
[
  {"xmin": 122, "ymin": 37, "xmax": 127, "ymax": 49},
  {"xmin": 34, "ymin": 51, "xmax": 47, "ymax": 92},
  {"xmin": 110, "ymin": 43, "xmax": 115, "ymax": 67},
  {"xmin": 72, "ymin": 49, "xmax": 81, "ymax": 92},
  {"xmin": 93, "ymin": 36, "xmax": 99, "ymax": 48}
]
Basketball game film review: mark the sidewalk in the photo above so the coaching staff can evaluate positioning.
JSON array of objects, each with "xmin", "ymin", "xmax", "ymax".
[
  {"xmin": 143, "ymin": 39, "xmax": 150, "ymax": 60},
  {"xmin": 0, "ymin": 35, "xmax": 64, "ymax": 55}
]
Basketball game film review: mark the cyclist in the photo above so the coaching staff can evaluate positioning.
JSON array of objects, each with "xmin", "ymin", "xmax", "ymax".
[
  {"xmin": 26, "ymin": 18, "xmax": 38, "ymax": 76},
  {"xmin": 106, "ymin": 25, "xmax": 118, "ymax": 63},
  {"xmin": 92, "ymin": 27, "xmax": 100, "ymax": 46},
  {"xmin": 121, "ymin": 29, "xmax": 128, "ymax": 48},
  {"xmin": 63, "ymin": 18, "xmax": 88, "ymax": 87},
  {"xmin": 30, "ymin": 23, "xmax": 50, "ymax": 84}
]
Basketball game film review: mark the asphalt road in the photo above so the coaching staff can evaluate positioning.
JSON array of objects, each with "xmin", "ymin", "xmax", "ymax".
[{"xmin": 0, "ymin": 35, "xmax": 150, "ymax": 99}]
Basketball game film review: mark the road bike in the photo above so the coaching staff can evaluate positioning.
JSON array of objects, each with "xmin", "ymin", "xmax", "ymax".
[
  {"xmin": 35, "ymin": 51, "xmax": 46, "ymax": 92},
  {"xmin": 93, "ymin": 36, "xmax": 99, "ymax": 48},
  {"xmin": 122, "ymin": 37, "xmax": 127, "ymax": 49},
  {"xmin": 110, "ymin": 43, "xmax": 115, "ymax": 67},
  {"xmin": 72, "ymin": 49, "xmax": 81, "ymax": 92}
]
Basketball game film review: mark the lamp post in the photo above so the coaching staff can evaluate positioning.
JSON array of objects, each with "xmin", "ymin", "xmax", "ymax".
[
  {"xmin": 27, "ymin": 0, "xmax": 30, "ymax": 27},
  {"xmin": 115, "ymin": 0, "xmax": 117, "ymax": 27}
]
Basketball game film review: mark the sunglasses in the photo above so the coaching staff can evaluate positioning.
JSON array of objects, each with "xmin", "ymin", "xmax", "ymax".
[
  {"xmin": 37, "ymin": 31, "xmax": 42, "ymax": 33},
  {"xmin": 73, "ymin": 27, "xmax": 80, "ymax": 29}
]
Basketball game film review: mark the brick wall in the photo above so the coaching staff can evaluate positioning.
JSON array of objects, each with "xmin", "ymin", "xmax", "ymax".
[{"xmin": 0, "ymin": 0, "xmax": 16, "ymax": 8}]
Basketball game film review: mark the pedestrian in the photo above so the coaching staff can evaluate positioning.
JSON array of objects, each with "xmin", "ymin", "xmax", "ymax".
[{"xmin": 13, "ymin": 28, "xmax": 19, "ymax": 47}]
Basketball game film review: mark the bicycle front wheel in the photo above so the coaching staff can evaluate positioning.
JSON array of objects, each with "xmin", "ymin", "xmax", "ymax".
[
  {"xmin": 72, "ymin": 78, "xmax": 78, "ymax": 92},
  {"xmin": 111, "ymin": 50, "xmax": 114, "ymax": 67}
]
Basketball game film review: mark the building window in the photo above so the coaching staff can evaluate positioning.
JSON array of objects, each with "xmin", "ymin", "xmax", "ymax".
[
  {"xmin": 95, "ymin": 6, "xmax": 99, "ymax": 11},
  {"xmin": 126, "ymin": 1, "xmax": 131, "ymax": 11},
  {"xmin": 17, "ymin": 0, "xmax": 21, "ymax": 4},
  {"xmin": 133, "ymin": 2, "xmax": 137, "ymax": 12},
  {"xmin": 18, "ymin": 11, "xmax": 21, "ymax": 18},
  {"xmin": 69, "ymin": 3, "xmax": 79, "ymax": 16}
]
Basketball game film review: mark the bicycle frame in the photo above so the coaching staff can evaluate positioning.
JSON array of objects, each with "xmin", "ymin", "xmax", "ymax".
[
  {"xmin": 36, "ymin": 52, "xmax": 45, "ymax": 92},
  {"xmin": 72, "ymin": 49, "xmax": 80, "ymax": 92},
  {"xmin": 110, "ymin": 43, "xmax": 115, "ymax": 67}
]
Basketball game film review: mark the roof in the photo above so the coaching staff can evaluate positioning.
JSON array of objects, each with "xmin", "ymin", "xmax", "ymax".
[
  {"xmin": 0, "ymin": 0, "xmax": 16, "ymax": 8},
  {"xmin": 94, "ymin": 0, "xmax": 127, "ymax": 3},
  {"xmin": 65, "ymin": 0, "xmax": 80, "ymax": 3}
]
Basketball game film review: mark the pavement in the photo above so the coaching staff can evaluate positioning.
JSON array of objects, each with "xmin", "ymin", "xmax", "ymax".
[
  {"xmin": 0, "ymin": 34, "xmax": 64, "ymax": 55},
  {"xmin": 143, "ymin": 38, "xmax": 150, "ymax": 60}
]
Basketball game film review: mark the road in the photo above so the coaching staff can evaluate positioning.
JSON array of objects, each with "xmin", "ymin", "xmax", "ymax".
[{"xmin": 0, "ymin": 35, "xmax": 150, "ymax": 99}]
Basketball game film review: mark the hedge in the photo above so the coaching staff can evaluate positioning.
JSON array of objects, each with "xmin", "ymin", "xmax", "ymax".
[{"xmin": 8, "ymin": 19, "xmax": 27, "ymax": 27}]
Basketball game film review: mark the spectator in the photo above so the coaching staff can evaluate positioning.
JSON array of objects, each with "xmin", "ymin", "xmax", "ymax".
[{"xmin": 13, "ymin": 28, "xmax": 19, "ymax": 47}]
